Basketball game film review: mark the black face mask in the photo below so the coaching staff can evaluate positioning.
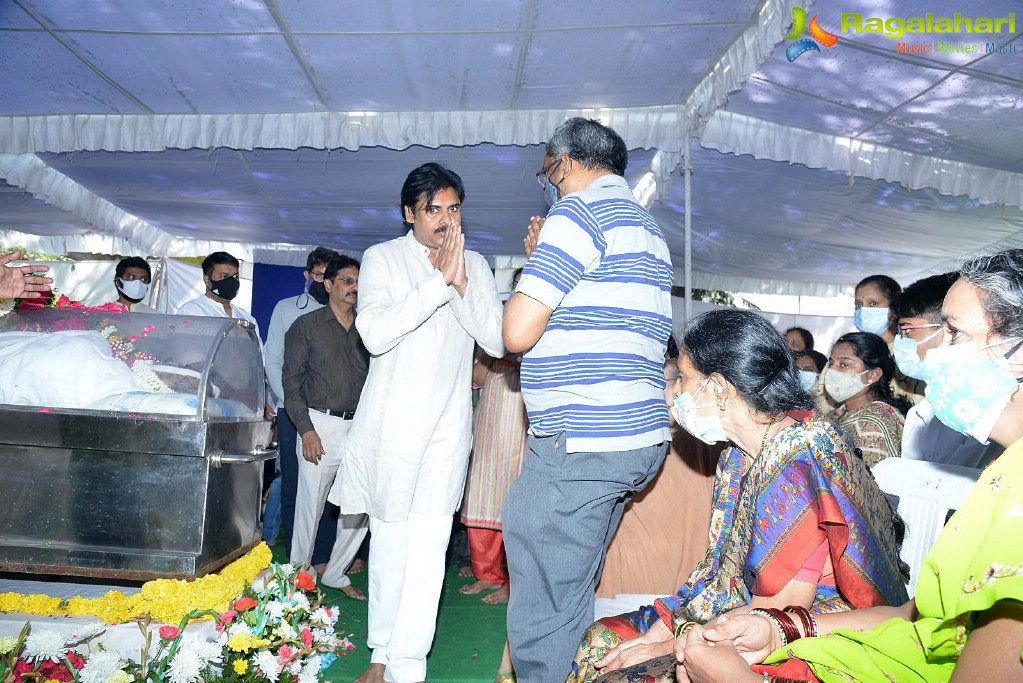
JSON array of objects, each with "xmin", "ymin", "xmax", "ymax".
[
  {"xmin": 209, "ymin": 276, "xmax": 240, "ymax": 301},
  {"xmin": 308, "ymin": 280, "xmax": 330, "ymax": 306}
]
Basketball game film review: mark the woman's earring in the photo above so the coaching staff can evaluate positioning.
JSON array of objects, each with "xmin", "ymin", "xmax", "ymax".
[{"xmin": 717, "ymin": 399, "xmax": 726, "ymax": 411}]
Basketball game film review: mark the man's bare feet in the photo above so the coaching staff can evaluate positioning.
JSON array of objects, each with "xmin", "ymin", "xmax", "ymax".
[
  {"xmin": 457, "ymin": 564, "xmax": 474, "ymax": 577},
  {"xmin": 348, "ymin": 558, "xmax": 365, "ymax": 574},
  {"xmin": 459, "ymin": 579, "xmax": 501, "ymax": 595},
  {"xmin": 352, "ymin": 663, "xmax": 385, "ymax": 683},
  {"xmin": 482, "ymin": 584, "xmax": 510, "ymax": 604},
  {"xmin": 339, "ymin": 584, "xmax": 367, "ymax": 600}
]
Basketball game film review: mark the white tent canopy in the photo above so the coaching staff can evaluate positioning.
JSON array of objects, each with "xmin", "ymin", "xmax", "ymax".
[{"xmin": 1, "ymin": 0, "xmax": 1021, "ymax": 295}]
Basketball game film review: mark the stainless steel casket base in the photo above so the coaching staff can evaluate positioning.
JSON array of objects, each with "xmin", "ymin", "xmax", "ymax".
[{"xmin": 0, "ymin": 412, "xmax": 273, "ymax": 581}]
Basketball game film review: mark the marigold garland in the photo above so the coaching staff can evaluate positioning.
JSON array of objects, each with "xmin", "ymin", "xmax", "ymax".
[{"xmin": 0, "ymin": 543, "xmax": 272, "ymax": 625}]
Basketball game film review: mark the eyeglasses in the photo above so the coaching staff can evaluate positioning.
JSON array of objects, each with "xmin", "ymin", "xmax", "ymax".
[
  {"xmin": 333, "ymin": 276, "xmax": 356, "ymax": 286},
  {"xmin": 535, "ymin": 159, "xmax": 562, "ymax": 187},
  {"xmin": 897, "ymin": 323, "xmax": 942, "ymax": 338},
  {"xmin": 309, "ymin": 270, "xmax": 326, "ymax": 282}
]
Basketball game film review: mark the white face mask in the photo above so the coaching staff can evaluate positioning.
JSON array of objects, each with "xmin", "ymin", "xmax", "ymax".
[
  {"xmin": 670, "ymin": 379, "xmax": 728, "ymax": 444},
  {"xmin": 823, "ymin": 367, "xmax": 870, "ymax": 403},
  {"xmin": 118, "ymin": 278, "xmax": 149, "ymax": 301},
  {"xmin": 797, "ymin": 369, "xmax": 819, "ymax": 392}
]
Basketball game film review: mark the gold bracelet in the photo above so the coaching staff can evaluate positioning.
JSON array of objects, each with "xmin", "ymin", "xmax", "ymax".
[{"xmin": 673, "ymin": 620, "xmax": 697, "ymax": 639}]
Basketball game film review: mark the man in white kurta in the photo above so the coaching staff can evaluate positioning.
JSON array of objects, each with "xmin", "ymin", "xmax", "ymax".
[
  {"xmin": 175, "ymin": 251, "xmax": 259, "ymax": 333},
  {"xmin": 331, "ymin": 163, "xmax": 504, "ymax": 683}
]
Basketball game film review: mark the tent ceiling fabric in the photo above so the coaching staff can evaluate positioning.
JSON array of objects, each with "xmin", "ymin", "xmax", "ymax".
[{"xmin": 0, "ymin": 0, "xmax": 1021, "ymax": 295}]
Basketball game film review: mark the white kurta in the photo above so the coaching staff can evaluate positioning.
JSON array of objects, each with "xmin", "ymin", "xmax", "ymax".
[
  {"xmin": 176, "ymin": 295, "xmax": 259, "ymax": 331},
  {"xmin": 332, "ymin": 230, "xmax": 504, "ymax": 522}
]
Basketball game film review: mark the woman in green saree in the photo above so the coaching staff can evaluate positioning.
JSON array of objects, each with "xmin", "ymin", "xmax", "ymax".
[{"xmin": 672, "ymin": 249, "xmax": 1023, "ymax": 683}]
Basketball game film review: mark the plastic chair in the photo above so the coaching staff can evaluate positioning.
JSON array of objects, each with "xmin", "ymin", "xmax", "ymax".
[{"xmin": 871, "ymin": 458, "xmax": 981, "ymax": 597}]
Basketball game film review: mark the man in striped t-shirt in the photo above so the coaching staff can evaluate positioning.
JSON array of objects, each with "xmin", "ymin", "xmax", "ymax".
[{"xmin": 502, "ymin": 117, "xmax": 673, "ymax": 681}]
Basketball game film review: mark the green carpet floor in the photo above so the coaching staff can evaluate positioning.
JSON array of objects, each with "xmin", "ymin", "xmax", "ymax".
[{"xmin": 270, "ymin": 544, "xmax": 507, "ymax": 683}]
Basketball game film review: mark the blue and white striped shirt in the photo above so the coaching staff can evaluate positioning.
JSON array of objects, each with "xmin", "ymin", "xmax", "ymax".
[{"xmin": 517, "ymin": 174, "xmax": 673, "ymax": 453}]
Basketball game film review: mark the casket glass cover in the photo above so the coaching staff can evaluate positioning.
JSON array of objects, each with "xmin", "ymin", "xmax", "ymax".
[
  {"xmin": 0, "ymin": 308, "xmax": 270, "ymax": 580},
  {"xmin": 0, "ymin": 308, "xmax": 263, "ymax": 419}
]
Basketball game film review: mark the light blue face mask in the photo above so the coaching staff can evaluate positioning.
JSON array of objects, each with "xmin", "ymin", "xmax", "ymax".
[
  {"xmin": 892, "ymin": 328, "xmax": 942, "ymax": 381},
  {"xmin": 542, "ymin": 174, "xmax": 561, "ymax": 207},
  {"xmin": 670, "ymin": 380, "xmax": 728, "ymax": 444},
  {"xmin": 540, "ymin": 158, "xmax": 563, "ymax": 207},
  {"xmin": 854, "ymin": 306, "xmax": 892, "ymax": 335},
  {"xmin": 797, "ymin": 369, "xmax": 819, "ymax": 392},
  {"xmin": 923, "ymin": 338, "xmax": 1023, "ymax": 444}
]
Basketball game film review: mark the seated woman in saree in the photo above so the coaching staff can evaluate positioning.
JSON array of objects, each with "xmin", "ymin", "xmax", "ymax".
[
  {"xmin": 568, "ymin": 309, "xmax": 908, "ymax": 683},
  {"xmin": 824, "ymin": 332, "xmax": 909, "ymax": 468},
  {"xmin": 674, "ymin": 250, "xmax": 1023, "ymax": 683}
]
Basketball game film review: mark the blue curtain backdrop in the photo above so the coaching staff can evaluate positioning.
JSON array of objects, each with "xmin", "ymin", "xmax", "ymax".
[{"xmin": 252, "ymin": 262, "xmax": 306, "ymax": 343}]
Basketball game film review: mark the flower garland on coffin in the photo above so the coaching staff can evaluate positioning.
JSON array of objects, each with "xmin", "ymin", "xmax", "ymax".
[
  {"xmin": 4, "ymin": 291, "xmax": 172, "ymax": 394},
  {"xmin": 0, "ymin": 552, "xmax": 354, "ymax": 683}
]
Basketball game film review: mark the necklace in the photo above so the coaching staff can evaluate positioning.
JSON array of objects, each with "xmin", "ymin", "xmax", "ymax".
[{"xmin": 760, "ymin": 413, "xmax": 783, "ymax": 454}]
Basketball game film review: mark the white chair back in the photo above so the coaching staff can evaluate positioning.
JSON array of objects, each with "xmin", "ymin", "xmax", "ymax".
[
  {"xmin": 594, "ymin": 594, "xmax": 662, "ymax": 622},
  {"xmin": 871, "ymin": 458, "xmax": 981, "ymax": 596}
]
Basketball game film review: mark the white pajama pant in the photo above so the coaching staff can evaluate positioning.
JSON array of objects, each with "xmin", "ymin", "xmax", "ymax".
[
  {"xmin": 367, "ymin": 512, "xmax": 452, "ymax": 683},
  {"xmin": 290, "ymin": 409, "xmax": 368, "ymax": 588}
]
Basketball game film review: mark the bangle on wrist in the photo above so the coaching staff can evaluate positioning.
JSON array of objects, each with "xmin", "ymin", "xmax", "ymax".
[
  {"xmin": 748, "ymin": 607, "xmax": 800, "ymax": 646},
  {"xmin": 673, "ymin": 620, "xmax": 697, "ymax": 639},
  {"xmin": 783, "ymin": 605, "xmax": 817, "ymax": 638}
]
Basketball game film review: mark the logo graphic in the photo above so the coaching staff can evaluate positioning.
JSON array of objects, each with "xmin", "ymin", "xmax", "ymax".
[{"xmin": 785, "ymin": 8, "xmax": 839, "ymax": 61}]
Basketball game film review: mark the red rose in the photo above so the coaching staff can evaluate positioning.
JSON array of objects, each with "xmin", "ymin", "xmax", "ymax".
[
  {"xmin": 159, "ymin": 625, "xmax": 180, "ymax": 639},
  {"xmin": 294, "ymin": 572, "xmax": 316, "ymax": 592},
  {"xmin": 301, "ymin": 628, "xmax": 313, "ymax": 648},
  {"xmin": 234, "ymin": 596, "xmax": 258, "ymax": 611}
]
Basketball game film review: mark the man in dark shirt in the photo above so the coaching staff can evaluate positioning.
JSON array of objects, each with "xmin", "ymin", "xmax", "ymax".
[{"xmin": 283, "ymin": 253, "xmax": 369, "ymax": 599}]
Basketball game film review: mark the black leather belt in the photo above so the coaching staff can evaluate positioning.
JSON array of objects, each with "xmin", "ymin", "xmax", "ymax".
[{"xmin": 309, "ymin": 407, "xmax": 356, "ymax": 420}]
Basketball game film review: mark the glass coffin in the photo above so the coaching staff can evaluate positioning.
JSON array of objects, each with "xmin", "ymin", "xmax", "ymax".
[{"xmin": 0, "ymin": 308, "xmax": 274, "ymax": 580}]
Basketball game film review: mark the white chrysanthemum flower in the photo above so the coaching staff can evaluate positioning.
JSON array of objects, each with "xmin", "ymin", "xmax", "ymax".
[
  {"xmin": 23, "ymin": 628, "xmax": 71, "ymax": 663},
  {"xmin": 107, "ymin": 670, "xmax": 132, "ymax": 683},
  {"xmin": 312, "ymin": 627, "xmax": 338, "ymax": 647},
  {"xmin": 277, "ymin": 563, "xmax": 296, "ymax": 578},
  {"xmin": 167, "ymin": 647, "xmax": 203, "ymax": 683},
  {"xmin": 253, "ymin": 650, "xmax": 282, "ymax": 682},
  {"xmin": 298, "ymin": 656, "xmax": 320, "ymax": 683},
  {"xmin": 80, "ymin": 650, "xmax": 125, "ymax": 683},
  {"xmin": 68, "ymin": 622, "xmax": 106, "ymax": 643},
  {"xmin": 0, "ymin": 635, "xmax": 18, "ymax": 655},
  {"xmin": 285, "ymin": 661, "xmax": 302, "ymax": 675},
  {"xmin": 275, "ymin": 622, "xmax": 297, "ymax": 641},
  {"xmin": 309, "ymin": 607, "xmax": 337, "ymax": 627},
  {"xmin": 193, "ymin": 641, "xmax": 224, "ymax": 667},
  {"xmin": 289, "ymin": 593, "xmax": 310, "ymax": 611},
  {"xmin": 265, "ymin": 601, "xmax": 285, "ymax": 620}
]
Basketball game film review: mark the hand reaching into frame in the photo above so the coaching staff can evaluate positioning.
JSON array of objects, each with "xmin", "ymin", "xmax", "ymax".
[{"xmin": 0, "ymin": 251, "xmax": 52, "ymax": 299}]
